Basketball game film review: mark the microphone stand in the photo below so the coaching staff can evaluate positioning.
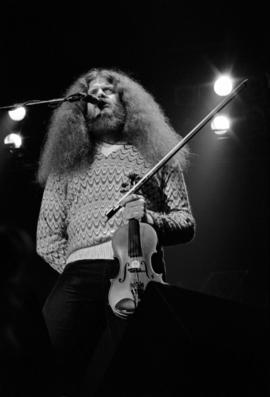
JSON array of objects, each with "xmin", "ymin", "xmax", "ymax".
[
  {"xmin": 0, "ymin": 93, "xmax": 91, "ymax": 111},
  {"xmin": 106, "ymin": 78, "xmax": 248, "ymax": 220}
]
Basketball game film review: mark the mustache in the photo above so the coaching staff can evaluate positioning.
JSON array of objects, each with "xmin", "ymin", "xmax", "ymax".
[
  {"xmin": 87, "ymin": 101, "xmax": 124, "ymax": 120},
  {"xmin": 96, "ymin": 99, "xmax": 110, "ymax": 109}
]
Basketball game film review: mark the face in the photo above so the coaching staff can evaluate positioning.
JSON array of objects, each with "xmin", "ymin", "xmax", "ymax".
[
  {"xmin": 86, "ymin": 76, "xmax": 126, "ymax": 141},
  {"xmin": 87, "ymin": 77, "xmax": 119, "ymax": 117}
]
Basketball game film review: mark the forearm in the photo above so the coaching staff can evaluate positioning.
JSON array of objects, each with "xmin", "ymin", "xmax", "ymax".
[
  {"xmin": 146, "ymin": 208, "xmax": 195, "ymax": 245},
  {"xmin": 36, "ymin": 173, "xmax": 68, "ymax": 273},
  {"xmin": 144, "ymin": 164, "xmax": 196, "ymax": 245},
  {"xmin": 36, "ymin": 225, "xmax": 67, "ymax": 273}
]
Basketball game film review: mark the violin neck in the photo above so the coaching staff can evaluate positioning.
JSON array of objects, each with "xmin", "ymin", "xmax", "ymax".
[{"xmin": 128, "ymin": 218, "xmax": 143, "ymax": 258}]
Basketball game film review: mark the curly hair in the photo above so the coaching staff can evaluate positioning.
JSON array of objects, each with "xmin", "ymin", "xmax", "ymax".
[{"xmin": 37, "ymin": 68, "xmax": 189, "ymax": 185}]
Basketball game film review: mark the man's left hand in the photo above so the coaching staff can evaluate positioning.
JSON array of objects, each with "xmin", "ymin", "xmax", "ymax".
[
  {"xmin": 122, "ymin": 194, "xmax": 154, "ymax": 224},
  {"xmin": 122, "ymin": 194, "xmax": 146, "ymax": 222}
]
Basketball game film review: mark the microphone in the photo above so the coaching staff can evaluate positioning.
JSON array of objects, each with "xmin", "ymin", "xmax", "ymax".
[
  {"xmin": 66, "ymin": 93, "xmax": 105, "ymax": 108},
  {"xmin": 81, "ymin": 94, "xmax": 102, "ymax": 106}
]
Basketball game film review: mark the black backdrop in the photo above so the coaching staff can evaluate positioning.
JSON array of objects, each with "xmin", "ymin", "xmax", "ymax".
[{"xmin": 0, "ymin": 1, "xmax": 269, "ymax": 309}]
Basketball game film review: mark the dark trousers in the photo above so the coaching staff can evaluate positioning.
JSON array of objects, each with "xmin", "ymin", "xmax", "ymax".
[{"xmin": 42, "ymin": 259, "xmax": 125, "ymax": 397}]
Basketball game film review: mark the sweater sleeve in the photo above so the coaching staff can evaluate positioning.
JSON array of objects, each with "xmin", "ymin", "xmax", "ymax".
[
  {"xmin": 36, "ymin": 173, "xmax": 68, "ymax": 273},
  {"xmin": 146, "ymin": 164, "xmax": 195, "ymax": 246}
]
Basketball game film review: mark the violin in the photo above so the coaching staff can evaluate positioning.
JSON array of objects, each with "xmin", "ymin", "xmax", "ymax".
[{"xmin": 108, "ymin": 174, "xmax": 165, "ymax": 319}]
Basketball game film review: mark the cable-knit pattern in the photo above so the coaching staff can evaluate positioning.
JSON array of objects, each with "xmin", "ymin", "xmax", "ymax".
[{"xmin": 36, "ymin": 144, "xmax": 195, "ymax": 273}]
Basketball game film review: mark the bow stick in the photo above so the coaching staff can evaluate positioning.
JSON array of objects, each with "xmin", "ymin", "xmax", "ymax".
[{"xmin": 106, "ymin": 79, "xmax": 248, "ymax": 220}]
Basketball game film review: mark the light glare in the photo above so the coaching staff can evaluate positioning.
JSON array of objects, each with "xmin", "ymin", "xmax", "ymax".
[
  {"xmin": 4, "ymin": 133, "xmax": 23, "ymax": 148},
  {"xmin": 211, "ymin": 115, "xmax": 230, "ymax": 135},
  {"xmin": 214, "ymin": 75, "xmax": 233, "ymax": 96},
  {"xmin": 8, "ymin": 106, "xmax": 26, "ymax": 121}
]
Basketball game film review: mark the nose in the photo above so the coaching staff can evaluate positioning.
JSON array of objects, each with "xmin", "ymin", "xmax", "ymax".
[{"xmin": 96, "ymin": 88, "xmax": 107, "ymax": 99}]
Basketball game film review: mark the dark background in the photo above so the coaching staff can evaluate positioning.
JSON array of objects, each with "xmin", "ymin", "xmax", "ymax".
[{"xmin": 0, "ymin": 1, "xmax": 269, "ymax": 308}]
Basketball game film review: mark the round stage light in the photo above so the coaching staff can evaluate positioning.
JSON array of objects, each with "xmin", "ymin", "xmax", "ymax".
[
  {"xmin": 8, "ymin": 106, "xmax": 26, "ymax": 121},
  {"xmin": 211, "ymin": 115, "xmax": 230, "ymax": 135},
  {"xmin": 214, "ymin": 75, "xmax": 233, "ymax": 96},
  {"xmin": 4, "ymin": 133, "xmax": 23, "ymax": 148}
]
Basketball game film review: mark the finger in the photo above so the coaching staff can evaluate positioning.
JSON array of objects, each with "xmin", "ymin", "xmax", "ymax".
[
  {"xmin": 122, "ymin": 194, "xmax": 144, "ymax": 205},
  {"xmin": 127, "ymin": 204, "xmax": 145, "ymax": 213},
  {"xmin": 126, "ymin": 203, "xmax": 145, "ymax": 212},
  {"xmin": 129, "ymin": 198, "xmax": 145, "ymax": 206},
  {"xmin": 125, "ymin": 199, "xmax": 145, "ymax": 209},
  {"xmin": 125, "ymin": 203, "xmax": 145, "ymax": 216},
  {"xmin": 125, "ymin": 210, "xmax": 145, "ymax": 221}
]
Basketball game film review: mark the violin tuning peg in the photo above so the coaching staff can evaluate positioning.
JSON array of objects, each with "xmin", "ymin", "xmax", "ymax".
[{"xmin": 128, "ymin": 173, "xmax": 140, "ymax": 186}]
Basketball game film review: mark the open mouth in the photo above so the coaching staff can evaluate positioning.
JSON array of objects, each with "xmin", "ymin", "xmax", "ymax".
[
  {"xmin": 100, "ymin": 103, "xmax": 110, "ymax": 109},
  {"xmin": 100, "ymin": 104, "xmax": 112, "ymax": 113}
]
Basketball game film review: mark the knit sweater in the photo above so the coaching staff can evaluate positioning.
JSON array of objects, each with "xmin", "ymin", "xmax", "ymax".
[{"xmin": 36, "ymin": 144, "xmax": 195, "ymax": 273}]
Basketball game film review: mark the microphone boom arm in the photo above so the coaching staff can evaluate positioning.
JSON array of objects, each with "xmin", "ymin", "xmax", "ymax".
[{"xmin": 0, "ymin": 93, "xmax": 99, "ymax": 111}]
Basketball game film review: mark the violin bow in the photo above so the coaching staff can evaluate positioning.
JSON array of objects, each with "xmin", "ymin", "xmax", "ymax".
[{"xmin": 106, "ymin": 78, "xmax": 248, "ymax": 220}]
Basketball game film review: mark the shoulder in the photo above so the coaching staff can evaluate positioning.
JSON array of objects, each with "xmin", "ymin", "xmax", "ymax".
[
  {"xmin": 43, "ymin": 172, "xmax": 69, "ymax": 195},
  {"xmin": 157, "ymin": 159, "xmax": 183, "ymax": 182}
]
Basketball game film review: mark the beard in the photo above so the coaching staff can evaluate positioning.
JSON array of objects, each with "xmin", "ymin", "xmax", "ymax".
[{"xmin": 86, "ymin": 101, "xmax": 126, "ymax": 142}]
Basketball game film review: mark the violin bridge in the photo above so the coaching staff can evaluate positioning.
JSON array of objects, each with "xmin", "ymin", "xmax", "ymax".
[{"xmin": 127, "ymin": 259, "xmax": 146, "ymax": 273}]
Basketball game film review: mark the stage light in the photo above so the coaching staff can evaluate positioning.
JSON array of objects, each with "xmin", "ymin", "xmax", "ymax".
[
  {"xmin": 211, "ymin": 115, "xmax": 230, "ymax": 135},
  {"xmin": 214, "ymin": 75, "xmax": 233, "ymax": 96},
  {"xmin": 4, "ymin": 133, "xmax": 23, "ymax": 149},
  {"xmin": 8, "ymin": 106, "xmax": 26, "ymax": 121}
]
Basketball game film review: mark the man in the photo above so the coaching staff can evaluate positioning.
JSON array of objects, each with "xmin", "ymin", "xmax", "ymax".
[{"xmin": 36, "ymin": 68, "xmax": 195, "ymax": 396}]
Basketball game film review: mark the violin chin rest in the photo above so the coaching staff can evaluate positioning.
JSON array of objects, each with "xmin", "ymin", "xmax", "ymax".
[{"xmin": 115, "ymin": 298, "xmax": 136, "ymax": 313}]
